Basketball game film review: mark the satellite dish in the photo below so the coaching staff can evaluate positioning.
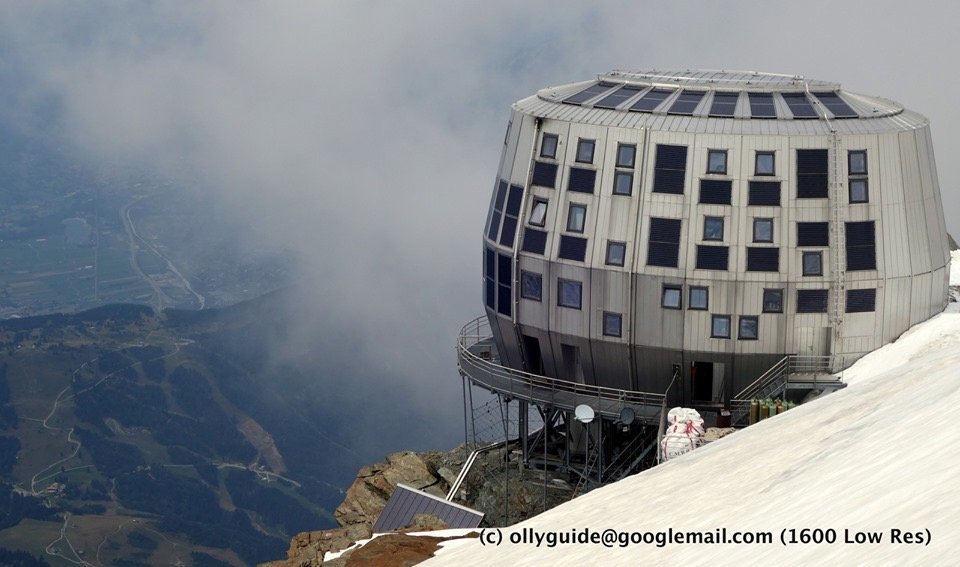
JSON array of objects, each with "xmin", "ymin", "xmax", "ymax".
[
  {"xmin": 619, "ymin": 407, "xmax": 635, "ymax": 426},
  {"xmin": 574, "ymin": 404, "xmax": 595, "ymax": 424}
]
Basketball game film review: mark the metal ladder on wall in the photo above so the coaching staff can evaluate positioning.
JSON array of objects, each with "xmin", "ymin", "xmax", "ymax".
[{"xmin": 828, "ymin": 131, "xmax": 846, "ymax": 343}]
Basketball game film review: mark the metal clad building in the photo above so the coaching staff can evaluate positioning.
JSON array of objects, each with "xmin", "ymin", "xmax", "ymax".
[{"xmin": 480, "ymin": 70, "xmax": 950, "ymax": 408}]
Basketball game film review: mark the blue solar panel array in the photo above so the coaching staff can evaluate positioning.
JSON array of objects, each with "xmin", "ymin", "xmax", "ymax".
[
  {"xmin": 630, "ymin": 88, "xmax": 673, "ymax": 112},
  {"xmin": 668, "ymin": 91, "xmax": 705, "ymax": 115},
  {"xmin": 813, "ymin": 92, "xmax": 858, "ymax": 118}
]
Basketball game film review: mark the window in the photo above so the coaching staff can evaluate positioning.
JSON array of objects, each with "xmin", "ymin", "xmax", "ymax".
[
  {"xmin": 699, "ymin": 179, "xmax": 732, "ymax": 205},
  {"xmin": 616, "ymin": 143, "xmax": 636, "ymax": 168},
  {"xmin": 529, "ymin": 198, "xmax": 548, "ymax": 227},
  {"xmin": 521, "ymin": 228, "xmax": 547, "ymax": 255},
  {"xmin": 496, "ymin": 253, "xmax": 512, "ymax": 317},
  {"xmin": 797, "ymin": 149, "xmax": 829, "ymax": 198},
  {"xmin": 755, "ymin": 152, "xmax": 775, "ymax": 176},
  {"xmin": 661, "ymin": 285, "xmax": 682, "ymax": 309},
  {"xmin": 846, "ymin": 288, "xmax": 877, "ymax": 313},
  {"xmin": 849, "ymin": 150, "xmax": 868, "ymax": 203},
  {"xmin": 520, "ymin": 271, "xmax": 542, "ymax": 301},
  {"xmin": 603, "ymin": 312, "xmax": 623, "ymax": 337},
  {"xmin": 558, "ymin": 235, "xmax": 587, "ymax": 262},
  {"xmin": 540, "ymin": 133, "xmax": 559, "ymax": 159},
  {"xmin": 739, "ymin": 316, "xmax": 759, "ymax": 340},
  {"xmin": 846, "ymin": 221, "xmax": 876, "ymax": 271},
  {"xmin": 532, "ymin": 161, "xmax": 558, "ymax": 188},
  {"xmin": 762, "ymin": 289, "xmax": 784, "ymax": 313},
  {"xmin": 647, "ymin": 217, "xmax": 682, "ymax": 267},
  {"xmin": 802, "ymin": 251, "xmax": 823, "ymax": 276},
  {"xmin": 753, "ymin": 218, "xmax": 773, "ymax": 243},
  {"xmin": 576, "ymin": 139, "xmax": 595, "ymax": 163},
  {"xmin": 746, "ymin": 247, "xmax": 779, "ymax": 272},
  {"xmin": 696, "ymin": 245, "xmax": 729, "ymax": 270},
  {"xmin": 613, "ymin": 171, "xmax": 633, "ymax": 195},
  {"xmin": 797, "ymin": 222, "xmax": 829, "ymax": 247},
  {"xmin": 567, "ymin": 167, "xmax": 597, "ymax": 194},
  {"xmin": 557, "ymin": 279, "xmax": 582, "ymax": 309},
  {"xmin": 689, "ymin": 287, "xmax": 708, "ymax": 310},
  {"xmin": 848, "ymin": 150, "xmax": 867, "ymax": 175},
  {"xmin": 849, "ymin": 179, "xmax": 869, "ymax": 203},
  {"xmin": 703, "ymin": 216, "xmax": 724, "ymax": 241},
  {"xmin": 653, "ymin": 144, "xmax": 687, "ymax": 194},
  {"xmin": 797, "ymin": 289, "xmax": 829, "ymax": 313},
  {"xmin": 711, "ymin": 315, "xmax": 731, "ymax": 338},
  {"xmin": 566, "ymin": 204, "xmax": 586, "ymax": 233},
  {"xmin": 606, "ymin": 241, "xmax": 626, "ymax": 266},
  {"xmin": 484, "ymin": 247, "xmax": 495, "ymax": 310},
  {"xmin": 748, "ymin": 92, "xmax": 776, "ymax": 118},
  {"xmin": 707, "ymin": 150, "xmax": 727, "ymax": 174},
  {"xmin": 499, "ymin": 184, "xmax": 524, "ymax": 248},
  {"xmin": 748, "ymin": 181, "xmax": 781, "ymax": 206}
]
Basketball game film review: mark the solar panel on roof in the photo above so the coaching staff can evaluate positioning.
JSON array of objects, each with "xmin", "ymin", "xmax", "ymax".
[
  {"xmin": 373, "ymin": 484, "xmax": 484, "ymax": 533},
  {"xmin": 629, "ymin": 88, "xmax": 673, "ymax": 111},
  {"xmin": 748, "ymin": 92, "xmax": 777, "ymax": 118},
  {"xmin": 563, "ymin": 82, "xmax": 619, "ymax": 105},
  {"xmin": 708, "ymin": 92, "xmax": 739, "ymax": 117},
  {"xmin": 594, "ymin": 85, "xmax": 643, "ymax": 109},
  {"xmin": 668, "ymin": 91, "xmax": 705, "ymax": 115},
  {"xmin": 812, "ymin": 92, "xmax": 858, "ymax": 118},
  {"xmin": 781, "ymin": 92, "xmax": 819, "ymax": 118}
]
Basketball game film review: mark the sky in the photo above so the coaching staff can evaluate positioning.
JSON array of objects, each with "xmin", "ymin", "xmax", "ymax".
[{"xmin": 0, "ymin": 2, "xmax": 957, "ymax": 449}]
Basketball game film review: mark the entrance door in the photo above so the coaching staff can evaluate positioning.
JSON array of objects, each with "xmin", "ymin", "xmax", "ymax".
[
  {"xmin": 521, "ymin": 334, "xmax": 544, "ymax": 376},
  {"xmin": 560, "ymin": 344, "xmax": 583, "ymax": 383},
  {"xmin": 691, "ymin": 361, "xmax": 714, "ymax": 402}
]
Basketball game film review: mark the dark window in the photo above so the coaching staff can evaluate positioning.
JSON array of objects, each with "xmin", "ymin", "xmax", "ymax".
[
  {"xmin": 653, "ymin": 144, "xmax": 687, "ymax": 194},
  {"xmin": 521, "ymin": 228, "xmax": 547, "ymax": 254},
  {"xmin": 746, "ymin": 247, "xmax": 779, "ymax": 272},
  {"xmin": 703, "ymin": 216, "xmax": 724, "ymax": 241},
  {"xmin": 797, "ymin": 289, "xmax": 829, "ymax": 313},
  {"xmin": 739, "ymin": 316, "xmax": 759, "ymax": 340},
  {"xmin": 576, "ymin": 139, "xmax": 595, "ymax": 163},
  {"xmin": 700, "ymin": 179, "xmax": 732, "ymax": 204},
  {"xmin": 603, "ymin": 312, "xmax": 623, "ymax": 337},
  {"xmin": 812, "ymin": 92, "xmax": 857, "ymax": 118},
  {"xmin": 748, "ymin": 92, "xmax": 776, "ymax": 118},
  {"xmin": 753, "ymin": 218, "xmax": 774, "ymax": 243},
  {"xmin": 846, "ymin": 221, "xmax": 876, "ymax": 271},
  {"xmin": 848, "ymin": 150, "xmax": 867, "ymax": 175},
  {"xmin": 497, "ymin": 284, "xmax": 512, "ymax": 316},
  {"xmin": 846, "ymin": 288, "xmax": 877, "ymax": 313},
  {"xmin": 848, "ymin": 150, "xmax": 868, "ymax": 203},
  {"xmin": 540, "ymin": 134, "xmax": 559, "ymax": 159},
  {"xmin": 497, "ymin": 253, "xmax": 512, "ymax": 317},
  {"xmin": 595, "ymin": 85, "xmax": 643, "ymax": 109},
  {"xmin": 797, "ymin": 222, "xmax": 829, "ymax": 247},
  {"xmin": 564, "ymin": 81, "xmax": 618, "ymax": 105},
  {"xmin": 558, "ymin": 279, "xmax": 582, "ymax": 309},
  {"xmin": 802, "ymin": 251, "xmax": 823, "ymax": 276},
  {"xmin": 497, "ymin": 253, "xmax": 511, "ymax": 286},
  {"xmin": 484, "ymin": 247, "xmax": 495, "ymax": 279},
  {"xmin": 630, "ymin": 88, "xmax": 673, "ymax": 111},
  {"xmin": 484, "ymin": 248, "xmax": 496, "ymax": 310},
  {"xmin": 662, "ymin": 285, "xmax": 682, "ymax": 309},
  {"xmin": 781, "ymin": 92, "xmax": 818, "ymax": 118},
  {"xmin": 520, "ymin": 271, "xmax": 542, "ymax": 301},
  {"xmin": 668, "ymin": 90, "xmax": 705, "ymax": 115},
  {"xmin": 613, "ymin": 171, "xmax": 633, "ymax": 195},
  {"xmin": 707, "ymin": 150, "xmax": 727, "ymax": 174},
  {"xmin": 606, "ymin": 241, "xmax": 626, "ymax": 266},
  {"xmin": 647, "ymin": 217, "xmax": 682, "ymax": 267},
  {"xmin": 763, "ymin": 289, "xmax": 784, "ymax": 313},
  {"xmin": 616, "ymin": 144, "xmax": 636, "ymax": 168},
  {"xmin": 689, "ymin": 287, "xmax": 708, "ymax": 310},
  {"xmin": 797, "ymin": 149, "xmax": 829, "ymax": 198},
  {"xmin": 566, "ymin": 204, "xmax": 587, "ymax": 233},
  {"xmin": 711, "ymin": 315, "xmax": 731, "ymax": 338},
  {"xmin": 487, "ymin": 180, "xmax": 507, "ymax": 241},
  {"xmin": 849, "ymin": 179, "xmax": 869, "ymax": 203},
  {"xmin": 532, "ymin": 161, "xmax": 558, "ymax": 188},
  {"xmin": 506, "ymin": 184, "xmax": 523, "ymax": 216},
  {"xmin": 498, "ymin": 215, "xmax": 518, "ymax": 248},
  {"xmin": 748, "ymin": 181, "xmax": 781, "ymax": 205},
  {"xmin": 755, "ymin": 152, "xmax": 775, "ymax": 176},
  {"xmin": 696, "ymin": 245, "xmax": 729, "ymax": 270},
  {"xmin": 529, "ymin": 198, "xmax": 548, "ymax": 227},
  {"xmin": 558, "ymin": 235, "xmax": 588, "ymax": 262},
  {"xmin": 709, "ymin": 92, "xmax": 739, "ymax": 117},
  {"xmin": 567, "ymin": 167, "xmax": 597, "ymax": 194}
]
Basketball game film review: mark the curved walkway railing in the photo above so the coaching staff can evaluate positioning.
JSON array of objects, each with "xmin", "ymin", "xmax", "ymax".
[{"xmin": 457, "ymin": 316, "xmax": 664, "ymax": 420}]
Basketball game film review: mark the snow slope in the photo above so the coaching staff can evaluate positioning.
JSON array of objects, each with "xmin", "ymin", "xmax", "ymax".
[{"xmin": 427, "ymin": 251, "xmax": 959, "ymax": 566}]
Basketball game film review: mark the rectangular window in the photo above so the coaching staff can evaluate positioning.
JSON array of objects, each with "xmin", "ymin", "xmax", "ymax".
[
  {"xmin": 567, "ymin": 167, "xmax": 597, "ymax": 194},
  {"xmin": 603, "ymin": 312, "xmax": 623, "ymax": 337},
  {"xmin": 558, "ymin": 279, "xmax": 582, "ymax": 309},
  {"xmin": 848, "ymin": 150, "xmax": 867, "ymax": 175},
  {"xmin": 662, "ymin": 285, "xmax": 682, "ymax": 309},
  {"xmin": 558, "ymin": 235, "xmax": 588, "ymax": 262},
  {"xmin": 755, "ymin": 152, "xmax": 775, "ymax": 176},
  {"xmin": 762, "ymin": 289, "xmax": 784, "ymax": 313},
  {"xmin": 606, "ymin": 241, "xmax": 626, "ymax": 266},
  {"xmin": 487, "ymin": 180, "xmax": 508, "ymax": 241},
  {"xmin": 748, "ymin": 181, "xmax": 781, "ymax": 206},
  {"xmin": 521, "ymin": 228, "xmax": 547, "ymax": 255},
  {"xmin": 797, "ymin": 289, "xmax": 829, "ymax": 313},
  {"xmin": 707, "ymin": 150, "xmax": 727, "ymax": 174},
  {"xmin": 802, "ymin": 251, "xmax": 823, "ymax": 276},
  {"xmin": 647, "ymin": 217, "xmax": 682, "ymax": 267},
  {"xmin": 739, "ymin": 316, "xmax": 759, "ymax": 340},
  {"xmin": 703, "ymin": 216, "xmax": 724, "ymax": 241},
  {"xmin": 613, "ymin": 171, "xmax": 633, "ymax": 195},
  {"xmin": 797, "ymin": 222, "xmax": 829, "ymax": 247},
  {"xmin": 576, "ymin": 139, "xmax": 595, "ymax": 164},
  {"xmin": 520, "ymin": 271, "xmax": 542, "ymax": 301},
  {"xmin": 529, "ymin": 198, "xmax": 548, "ymax": 227},
  {"xmin": 695, "ymin": 245, "xmax": 729, "ymax": 270},
  {"xmin": 566, "ymin": 204, "xmax": 587, "ymax": 233},
  {"xmin": 653, "ymin": 144, "xmax": 688, "ymax": 194},
  {"xmin": 846, "ymin": 288, "xmax": 877, "ymax": 313},
  {"xmin": 699, "ymin": 179, "xmax": 732, "ymax": 204},
  {"xmin": 797, "ymin": 149, "xmax": 829, "ymax": 198},
  {"xmin": 484, "ymin": 247, "xmax": 496, "ymax": 310},
  {"xmin": 849, "ymin": 179, "xmax": 869, "ymax": 203},
  {"xmin": 848, "ymin": 150, "xmax": 868, "ymax": 203},
  {"xmin": 846, "ymin": 221, "xmax": 877, "ymax": 271},
  {"xmin": 689, "ymin": 286, "xmax": 708, "ymax": 310},
  {"xmin": 616, "ymin": 143, "xmax": 636, "ymax": 168},
  {"xmin": 540, "ymin": 133, "xmax": 559, "ymax": 159},
  {"xmin": 496, "ymin": 253, "xmax": 512, "ymax": 317},
  {"xmin": 711, "ymin": 315, "xmax": 731, "ymax": 338},
  {"xmin": 532, "ymin": 161, "xmax": 558, "ymax": 188},
  {"xmin": 753, "ymin": 218, "xmax": 774, "ymax": 243},
  {"xmin": 746, "ymin": 247, "xmax": 779, "ymax": 272}
]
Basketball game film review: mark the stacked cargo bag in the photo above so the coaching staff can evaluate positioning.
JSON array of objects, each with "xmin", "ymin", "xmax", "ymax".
[{"xmin": 660, "ymin": 407, "xmax": 706, "ymax": 461}]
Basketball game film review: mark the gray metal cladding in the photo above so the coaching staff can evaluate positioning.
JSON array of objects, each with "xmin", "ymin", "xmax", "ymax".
[{"xmin": 372, "ymin": 484, "xmax": 484, "ymax": 533}]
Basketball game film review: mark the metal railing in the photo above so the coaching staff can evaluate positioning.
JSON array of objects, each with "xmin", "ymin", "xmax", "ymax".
[
  {"xmin": 457, "ymin": 316, "xmax": 664, "ymax": 419},
  {"xmin": 730, "ymin": 354, "xmax": 838, "ymax": 425}
]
